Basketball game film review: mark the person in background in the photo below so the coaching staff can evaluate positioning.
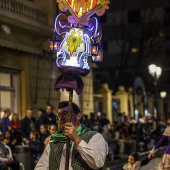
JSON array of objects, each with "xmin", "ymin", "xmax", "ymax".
[
  {"xmin": 37, "ymin": 109, "xmax": 45, "ymax": 130},
  {"xmin": 3, "ymin": 130, "xmax": 17, "ymax": 151},
  {"xmin": 1, "ymin": 109, "xmax": 12, "ymax": 133},
  {"xmin": 44, "ymin": 124, "xmax": 57, "ymax": 148},
  {"xmin": 82, "ymin": 114, "xmax": 92, "ymax": 129},
  {"xmin": 35, "ymin": 101, "xmax": 108, "ymax": 170},
  {"xmin": 10, "ymin": 113, "xmax": 21, "ymax": 144},
  {"xmin": 23, "ymin": 131, "xmax": 41, "ymax": 170},
  {"xmin": 37, "ymin": 104, "xmax": 57, "ymax": 130},
  {"xmin": 39, "ymin": 124, "xmax": 50, "ymax": 151},
  {"xmin": 0, "ymin": 140, "xmax": 20, "ymax": 170},
  {"xmin": 20, "ymin": 107, "xmax": 37, "ymax": 140},
  {"xmin": 99, "ymin": 113, "xmax": 110, "ymax": 128},
  {"xmin": 102, "ymin": 125, "xmax": 115, "ymax": 160},
  {"xmin": 122, "ymin": 152, "xmax": 151, "ymax": 170}
]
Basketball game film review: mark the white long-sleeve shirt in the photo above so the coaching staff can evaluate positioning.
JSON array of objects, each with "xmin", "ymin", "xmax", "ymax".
[
  {"xmin": 0, "ymin": 141, "xmax": 11, "ymax": 163},
  {"xmin": 35, "ymin": 133, "xmax": 108, "ymax": 170}
]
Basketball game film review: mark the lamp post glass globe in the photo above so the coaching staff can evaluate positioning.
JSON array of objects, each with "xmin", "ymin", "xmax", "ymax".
[
  {"xmin": 148, "ymin": 64, "xmax": 162, "ymax": 119},
  {"xmin": 160, "ymin": 91, "xmax": 167, "ymax": 99},
  {"xmin": 148, "ymin": 64, "xmax": 162, "ymax": 79}
]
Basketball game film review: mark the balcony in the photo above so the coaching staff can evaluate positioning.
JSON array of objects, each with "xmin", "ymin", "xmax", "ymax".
[{"xmin": 0, "ymin": 0, "xmax": 53, "ymax": 37}]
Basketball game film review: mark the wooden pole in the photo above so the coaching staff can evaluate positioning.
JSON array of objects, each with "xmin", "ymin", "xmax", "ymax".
[{"xmin": 65, "ymin": 88, "xmax": 73, "ymax": 170}]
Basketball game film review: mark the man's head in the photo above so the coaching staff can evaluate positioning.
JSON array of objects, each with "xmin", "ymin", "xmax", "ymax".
[
  {"xmin": 57, "ymin": 101, "xmax": 82, "ymax": 130},
  {"xmin": 46, "ymin": 104, "xmax": 53, "ymax": 114},
  {"xmin": 4, "ymin": 109, "xmax": 11, "ymax": 117},
  {"xmin": 26, "ymin": 107, "xmax": 33, "ymax": 119}
]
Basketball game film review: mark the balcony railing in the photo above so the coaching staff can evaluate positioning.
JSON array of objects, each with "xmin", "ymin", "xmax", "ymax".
[{"xmin": 0, "ymin": 0, "xmax": 48, "ymax": 24}]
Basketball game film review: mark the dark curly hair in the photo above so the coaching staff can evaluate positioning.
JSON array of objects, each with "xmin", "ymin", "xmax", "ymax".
[
  {"xmin": 58, "ymin": 101, "xmax": 80, "ymax": 114},
  {"xmin": 58, "ymin": 101, "xmax": 82, "ymax": 122}
]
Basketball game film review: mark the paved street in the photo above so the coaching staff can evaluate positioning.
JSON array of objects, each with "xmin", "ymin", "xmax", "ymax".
[
  {"xmin": 108, "ymin": 148, "xmax": 166, "ymax": 170},
  {"xmin": 141, "ymin": 157, "xmax": 161, "ymax": 170},
  {"xmin": 109, "ymin": 156, "xmax": 162, "ymax": 170}
]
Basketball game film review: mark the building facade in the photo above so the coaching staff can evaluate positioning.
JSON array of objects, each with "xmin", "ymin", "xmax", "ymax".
[{"xmin": 0, "ymin": 0, "xmax": 94, "ymax": 118}]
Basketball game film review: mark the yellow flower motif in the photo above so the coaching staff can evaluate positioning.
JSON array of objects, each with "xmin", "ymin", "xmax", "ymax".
[{"xmin": 66, "ymin": 29, "xmax": 83, "ymax": 55}]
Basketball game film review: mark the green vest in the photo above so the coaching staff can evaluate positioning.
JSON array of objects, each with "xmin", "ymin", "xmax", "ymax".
[{"xmin": 49, "ymin": 131, "xmax": 108, "ymax": 170}]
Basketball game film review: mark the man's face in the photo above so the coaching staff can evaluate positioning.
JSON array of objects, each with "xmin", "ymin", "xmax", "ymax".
[
  {"xmin": 57, "ymin": 107, "xmax": 78, "ymax": 131},
  {"xmin": 26, "ymin": 109, "xmax": 32, "ymax": 118},
  {"xmin": 46, "ymin": 106, "xmax": 53, "ymax": 114}
]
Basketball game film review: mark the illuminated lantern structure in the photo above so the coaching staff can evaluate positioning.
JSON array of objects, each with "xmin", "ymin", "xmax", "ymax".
[
  {"xmin": 51, "ymin": 1, "xmax": 110, "ymax": 170},
  {"xmin": 52, "ymin": 0, "xmax": 110, "ymax": 95},
  {"xmin": 51, "ymin": 0, "xmax": 110, "ymax": 79}
]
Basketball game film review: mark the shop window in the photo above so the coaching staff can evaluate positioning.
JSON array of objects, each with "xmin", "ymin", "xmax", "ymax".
[{"xmin": 0, "ymin": 73, "xmax": 15, "ymax": 118}]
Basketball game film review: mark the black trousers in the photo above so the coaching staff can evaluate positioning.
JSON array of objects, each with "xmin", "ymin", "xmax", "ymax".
[{"xmin": 8, "ymin": 160, "xmax": 20, "ymax": 170}]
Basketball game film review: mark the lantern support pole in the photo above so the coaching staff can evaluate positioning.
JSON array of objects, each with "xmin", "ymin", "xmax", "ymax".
[{"xmin": 65, "ymin": 88, "xmax": 73, "ymax": 170}]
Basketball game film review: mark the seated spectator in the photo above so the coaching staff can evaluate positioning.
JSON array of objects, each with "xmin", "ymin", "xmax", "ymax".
[
  {"xmin": 92, "ymin": 121, "xmax": 102, "ymax": 132},
  {"xmin": 23, "ymin": 131, "xmax": 41, "ymax": 170},
  {"xmin": 136, "ymin": 123, "xmax": 150, "ymax": 151},
  {"xmin": 44, "ymin": 124, "xmax": 57, "ymax": 148},
  {"xmin": 122, "ymin": 152, "xmax": 151, "ymax": 170},
  {"xmin": 82, "ymin": 114, "xmax": 92, "ymax": 129},
  {"xmin": 109, "ymin": 124, "xmax": 120, "ymax": 159},
  {"xmin": 0, "ymin": 139, "xmax": 20, "ymax": 170},
  {"xmin": 10, "ymin": 113, "xmax": 21, "ymax": 144},
  {"xmin": 129, "ymin": 117, "xmax": 137, "ymax": 124},
  {"xmin": 99, "ymin": 113, "xmax": 110, "ymax": 128},
  {"xmin": 3, "ymin": 131, "xmax": 17, "ymax": 151},
  {"xmin": 39, "ymin": 124, "xmax": 50, "ymax": 150},
  {"xmin": 102, "ymin": 125, "xmax": 115, "ymax": 160}
]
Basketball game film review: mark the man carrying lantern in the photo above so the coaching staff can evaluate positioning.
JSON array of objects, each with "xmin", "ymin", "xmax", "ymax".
[{"xmin": 35, "ymin": 101, "xmax": 109, "ymax": 170}]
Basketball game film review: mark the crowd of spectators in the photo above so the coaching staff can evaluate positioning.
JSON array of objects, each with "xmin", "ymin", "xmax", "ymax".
[
  {"xmin": 83, "ymin": 112, "xmax": 167, "ymax": 161},
  {"xmin": 0, "ymin": 105, "xmax": 168, "ymax": 170},
  {"xmin": 0, "ymin": 104, "xmax": 57, "ymax": 170}
]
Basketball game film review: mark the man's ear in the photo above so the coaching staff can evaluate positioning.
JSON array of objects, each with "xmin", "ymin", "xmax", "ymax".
[{"xmin": 77, "ymin": 113, "xmax": 82, "ymax": 121}]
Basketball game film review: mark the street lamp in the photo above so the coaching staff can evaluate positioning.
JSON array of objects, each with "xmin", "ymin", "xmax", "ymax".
[
  {"xmin": 160, "ymin": 91, "xmax": 167, "ymax": 99},
  {"xmin": 148, "ymin": 64, "xmax": 162, "ymax": 120}
]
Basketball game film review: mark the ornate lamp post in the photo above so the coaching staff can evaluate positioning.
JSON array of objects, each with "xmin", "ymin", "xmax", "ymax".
[
  {"xmin": 148, "ymin": 64, "xmax": 162, "ymax": 120},
  {"xmin": 160, "ymin": 91, "xmax": 167, "ymax": 119}
]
